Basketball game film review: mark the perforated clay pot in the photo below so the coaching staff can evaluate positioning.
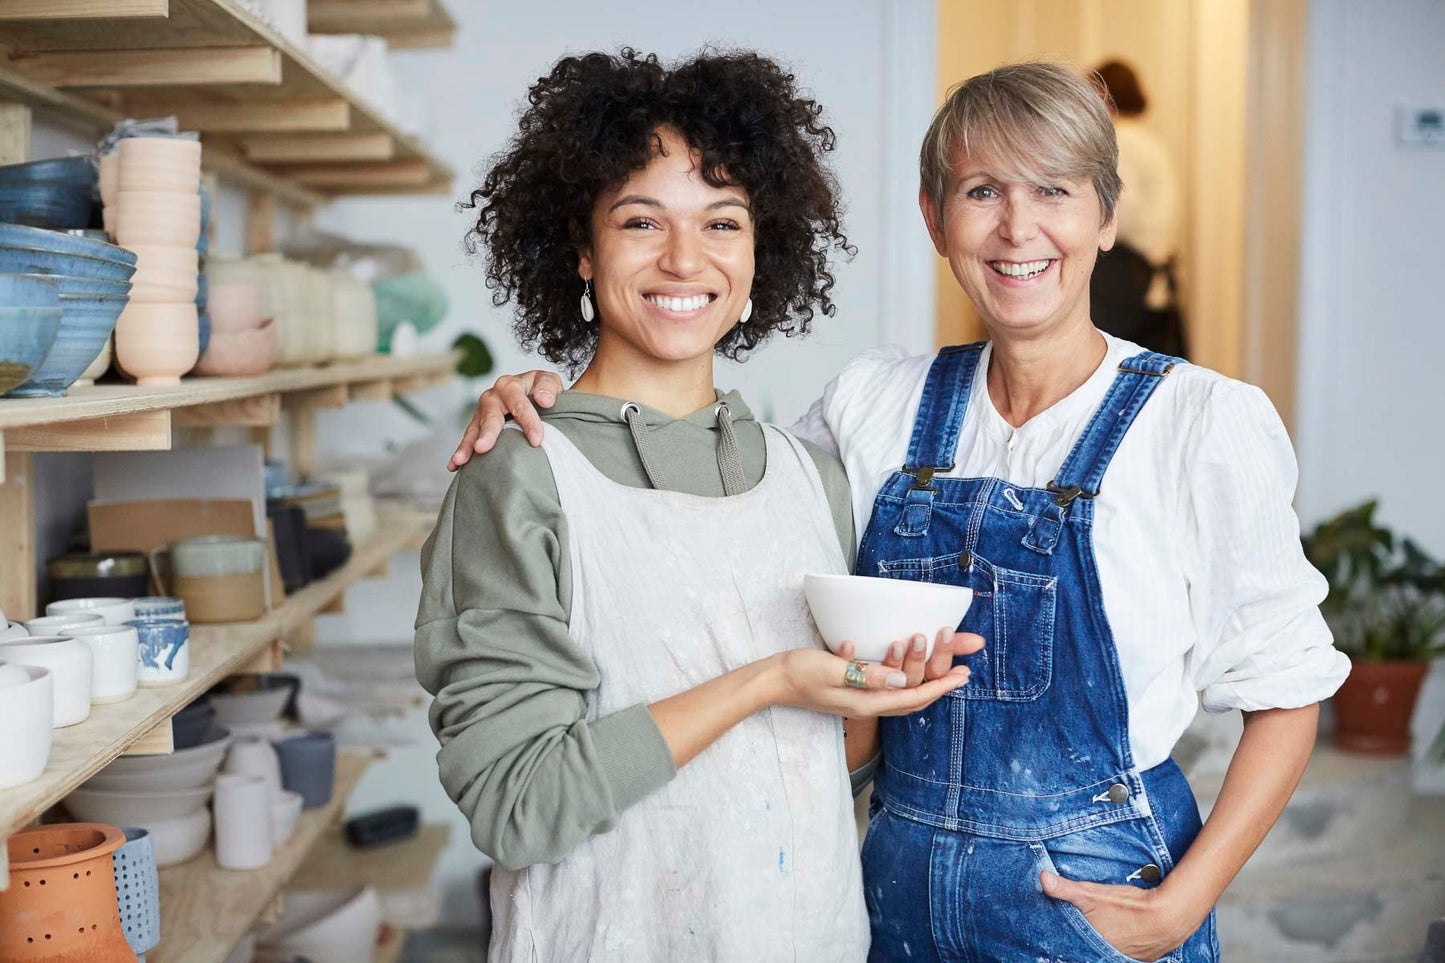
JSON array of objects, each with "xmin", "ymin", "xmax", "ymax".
[{"xmin": 0, "ymin": 822, "xmax": 134, "ymax": 962}]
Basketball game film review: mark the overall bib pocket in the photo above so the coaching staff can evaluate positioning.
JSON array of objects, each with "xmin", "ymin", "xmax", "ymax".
[{"xmin": 877, "ymin": 551, "xmax": 1057, "ymax": 701}]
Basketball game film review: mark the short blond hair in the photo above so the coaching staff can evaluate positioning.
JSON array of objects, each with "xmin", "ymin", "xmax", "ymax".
[{"xmin": 920, "ymin": 61, "xmax": 1121, "ymax": 224}]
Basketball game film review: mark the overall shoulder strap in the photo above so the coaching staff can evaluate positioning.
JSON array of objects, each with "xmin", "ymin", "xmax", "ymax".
[{"xmin": 902, "ymin": 342, "xmax": 986, "ymax": 486}]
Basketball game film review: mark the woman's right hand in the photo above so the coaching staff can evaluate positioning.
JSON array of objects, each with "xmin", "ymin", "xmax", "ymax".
[
  {"xmin": 769, "ymin": 627, "xmax": 983, "ymax": 718},
  {"xmin": 449, "ymin": 369, "xmax": 566, "ymax": 471}
]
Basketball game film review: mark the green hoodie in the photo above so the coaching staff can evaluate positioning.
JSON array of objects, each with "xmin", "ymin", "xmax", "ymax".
[{"xmin": 414, "ymin": 388, "xmax": 855, "ymax": 870}]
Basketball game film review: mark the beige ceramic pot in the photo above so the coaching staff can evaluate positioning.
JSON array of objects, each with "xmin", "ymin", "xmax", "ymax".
[
  {"xmin": 208, "ymin": 281, "xmax": 264, "ymax": 333},
  {"xmin": 195, "ymin": 319, "xmax": 277, "ymax": 377},
  {"xmin": 115, "ymin": 301, "xmax": 199, "ymax": 386},
  {"xmin": 127, "ymin": 244, "xmax": 200, "ymax": 303},
  {"xmin": 115, "ymin": 190, "xmax": 201, "ymax": 248},
  {"xmin": 117, "ymin": 136, "xmax": 202, "ymax": 194}
]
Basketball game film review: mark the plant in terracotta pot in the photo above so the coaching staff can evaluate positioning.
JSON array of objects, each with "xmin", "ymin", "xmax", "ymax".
[{"xmin": 1303, "ymin": 500, "xmax": 1445, "ymax": 754}]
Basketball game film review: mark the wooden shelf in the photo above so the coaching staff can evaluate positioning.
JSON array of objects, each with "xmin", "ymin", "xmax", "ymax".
[
  {"xmin": 150, "ymin": 751, "xmax": 375, "ymax": 963},
  {"xmin": 0, "ymin": 0, "xmax": 454, "ymax": 202},
  {"xmin": 309, "ymin": 0, "xmax": 457, "ymax": 50},
  {"xmin": 291, "ymin": 823, "xmax": 450, "ymax": 893},
  {"xmin": 0, "ymin": 507, "xmax": 434, "ymax": 843},
  {"xmin": 0, "ymin": 352, "xmax": 455, "ymax": 436}
]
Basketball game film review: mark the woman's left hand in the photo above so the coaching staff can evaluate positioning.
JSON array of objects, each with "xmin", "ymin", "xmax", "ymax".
[{"xmin": 1040, "ymin": 872, "xmax": 1190, "ymax": 963}]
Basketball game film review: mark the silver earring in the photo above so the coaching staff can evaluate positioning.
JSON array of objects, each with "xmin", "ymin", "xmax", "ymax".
[
  {"xmin": 739, "ymin": 298, "xmax": 753, "ymax": 324},
  {"xmin": 580, "ymin": 279, "xmax": 595, "ymax": 322}
]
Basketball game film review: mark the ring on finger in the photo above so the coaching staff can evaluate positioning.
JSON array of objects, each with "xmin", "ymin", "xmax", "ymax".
[{"xmin": 843, "ymin": 660, "xmax": 869, "ymax": 689}]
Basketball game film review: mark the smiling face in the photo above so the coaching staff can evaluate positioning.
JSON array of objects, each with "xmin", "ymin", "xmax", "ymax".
[
  {"xmin": 922, "ymin": 147, "xmax": 1116, "ymax": 340},
  {"xmin": 578, "ymin": 127, "xmax": 755, "ymax": 371}
]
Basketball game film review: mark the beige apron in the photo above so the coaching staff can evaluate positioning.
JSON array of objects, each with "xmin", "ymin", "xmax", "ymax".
[{"xmin": 488, "ymin": 422, "xmax": 868, "ymax": 963}]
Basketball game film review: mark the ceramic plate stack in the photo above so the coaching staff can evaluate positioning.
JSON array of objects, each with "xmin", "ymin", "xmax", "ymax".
[
  {"xmin": 112, "ymin": 136, "xmax": 202, "ymax": 386},
  {"xmin": 0, "ymin": 223, "xmax": 135, "ymax": 397},
  {"xmin": 196, "ymin": 256, "xmax": 276, "ymax": 377}
]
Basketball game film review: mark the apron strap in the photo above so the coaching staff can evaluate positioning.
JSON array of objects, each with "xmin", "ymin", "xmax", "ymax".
[
  {"xmin": 1022, "ymin": 350, "xmax": 1181, "ymax": 555},
  {"xmin": 894, "ymin": 342, "xmax": 985, "ymax": 538}
]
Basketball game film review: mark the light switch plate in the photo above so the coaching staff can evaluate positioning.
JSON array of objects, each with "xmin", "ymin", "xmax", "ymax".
[{"xmin": 1397, "ymin": 106, "xmax": 1445, "ymax": 148}]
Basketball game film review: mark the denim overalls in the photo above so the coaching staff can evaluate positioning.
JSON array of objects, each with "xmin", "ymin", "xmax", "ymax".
[{"xmin": 856, "ymin": 343, "xmax": 1220, "ymax": 963}]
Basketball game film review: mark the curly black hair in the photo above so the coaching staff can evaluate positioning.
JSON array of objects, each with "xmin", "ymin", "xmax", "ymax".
[{"xmin": 462, "ymin": 47, "xmax": 854, "ymax": 370}]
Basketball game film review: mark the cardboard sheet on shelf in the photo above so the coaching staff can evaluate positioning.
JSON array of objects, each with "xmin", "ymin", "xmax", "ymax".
[
  {"xmin": 88, "ymin": 498, "xmax": 258, "ymax": 555},
  {"xmin": 92, "ymin": 445, "xmax": 267, "ymax": 535}
]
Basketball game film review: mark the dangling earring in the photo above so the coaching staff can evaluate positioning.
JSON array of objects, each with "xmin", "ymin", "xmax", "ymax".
[
  {"xmin": 580, "ymin": 279, "xmax": 595, "ymax": 322},
  {"xmin": 739, "ymin": 298, "xmax": 753, "ymax": 324}
]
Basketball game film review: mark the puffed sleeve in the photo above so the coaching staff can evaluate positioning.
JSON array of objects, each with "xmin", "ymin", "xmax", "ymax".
[{"xmin": 1181, "ymin": 380, "xmax": 1351, "ymax": 713}]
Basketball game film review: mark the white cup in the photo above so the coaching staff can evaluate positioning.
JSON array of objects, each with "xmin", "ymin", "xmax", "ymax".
[
  {"xmin": 214, "ymin": 772, "xmax": 273, "ymax": 870},
  {"xmin": 224, "ymin": 736, "xmax": 284, "ymax": 800},
  {"xmin": 0, "ymin": 636, "xmax": 93, "ymax": 727},
  {"xmin": 64, "ymin": 624, "xmax": 140, "ymax": 705},
  {"xmin": 24, "ymin": 612, "xmax": 103, "ymax": 635}
]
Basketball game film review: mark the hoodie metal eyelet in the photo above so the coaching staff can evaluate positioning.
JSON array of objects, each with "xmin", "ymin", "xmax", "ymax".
[
  {"xmin": 714, "ymin": 402, "xmax": 731, "ymax": 419},
  {"xmin": 619, "ymin": 402, "xmax": 640, "ymax": 421}
]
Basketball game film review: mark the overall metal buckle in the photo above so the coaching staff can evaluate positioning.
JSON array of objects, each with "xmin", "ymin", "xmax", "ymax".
[
  {"xmin": 904, "ymin": 465, "xmax": 948, "ymax": 490},
  {"xmin": 1046, "ymin": 481, "xmax": 1099, "ymax": 508}
]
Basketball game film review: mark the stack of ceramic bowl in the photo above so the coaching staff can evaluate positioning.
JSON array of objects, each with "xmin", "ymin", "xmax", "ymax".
[
  {"xmin": 0, "ymin": 155, "xmax": 96, "ymax": 229},
  {"xmin": 0, "ymin": 273, "xmax": 61, "ymax": 395},
  {"xmin": 196, "ymin": 259, "xmax": 276, "ymax": 377},
  {"xmin": 249, "ymin": 253, "xmax": 334, "ymax": 367},
  {"xmin": 330, "ymin": 270, "xmax": 378, "ymax": 360},
  {"xmin": 113, "ymin": 136, "xmax": 202, "ymax": 386},
  {"xmin": 68, "ymin": 726, "xmax": 231, "ymax": 867},
  {"xmin": 0, "ymin": 223, "xmax": 135, "ymax": 396}
]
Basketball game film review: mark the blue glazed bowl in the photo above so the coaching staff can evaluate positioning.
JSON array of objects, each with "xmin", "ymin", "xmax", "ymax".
[
  {"xmin": 11, "ymin": 271, "xmax": 130, "ymax": 299},
  {"xmin": 0, "ymin": 180, "xmax": 93, "ymax": 230},
  {"xmin": 7, "ymin": 293, "xmax": 127, "ymax": 397},
  {"xmin": 0, "ymin": 244, "xmax": 137, "ymax": 283},
  {"xmin": 0, "ymin": 223, "xmax": 136, "ymax": 266},
  {"xmin": 0, "ymin": 156, "xmax": 96, "ymax": 185},
  {"xmin": 0, "ymin": 271, "xmax": 62, "ymax": 306},
  {"xmin": 0, "ymin": 304, "xmax": 62, "ymax": 395}
]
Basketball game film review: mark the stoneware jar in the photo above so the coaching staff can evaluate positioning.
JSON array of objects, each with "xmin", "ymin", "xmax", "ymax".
[
  {"xmin": 151, "ymin": 535, "xmax": 268, "ymax": 624},
  {"xmin": 0, "ymin": 664, "xmax": 54, "ymax": 789},
  {"xmin": 112, "ymin": 827, "xmax": 161, "ymax": 960},
  {"xmin": 215, "ymin": 772, "xmax": 274, "ymax": 870},
  {"xmin": 0, "ymin": 823, "xmax": 134, "ymax": 962},
  {"xmin": 0, "ymin": 635, "xmax": 93, "ymax": 727},
  {"xmin": 63, "ymin": 623, "xmax": 140, "ymax": 704},
  {"xmin": 47, "ymin": 595, "xmax": 138, "ymax": 626},
  {"xmin": 127, "ymin": 618, "xmax": 190, "ymax": 687}
]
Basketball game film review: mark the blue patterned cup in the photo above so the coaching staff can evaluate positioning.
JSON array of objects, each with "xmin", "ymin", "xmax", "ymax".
[
  {"xmin": 127, "ymin": 618, "xmax": 189, "ymax": 688},
  {"xmin": 132, "ymin": 596, "xmax": 186, "ymax": 621}
]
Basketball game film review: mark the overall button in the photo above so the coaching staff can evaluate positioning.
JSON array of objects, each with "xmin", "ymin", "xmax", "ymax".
[
  {"xmin": 1139, "ymin": 863, "xmax": 1162, "ymax": 884},
  {"xmin": 1106, "ymin": 783, "xmax": 1130, "ymax": 804}
]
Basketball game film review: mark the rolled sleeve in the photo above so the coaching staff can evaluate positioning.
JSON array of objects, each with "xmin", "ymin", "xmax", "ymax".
[{"xmin": 1182, "ymin": 382, "xmax": 1351, "ymax": 713}]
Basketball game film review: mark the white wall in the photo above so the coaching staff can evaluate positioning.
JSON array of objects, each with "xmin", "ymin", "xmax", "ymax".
[
  {"xmin": 1295, "ymin": 0, "xmax": 1445, "ymax": 552},
  {"xmin": 314, "ymin": 0, "xmax": 936, "ymax": 426}
]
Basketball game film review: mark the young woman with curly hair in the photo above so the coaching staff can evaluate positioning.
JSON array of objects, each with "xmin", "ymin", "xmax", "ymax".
[{"xmin": 415, "ymin": 48, "xmax": 981, "ymax": 962}]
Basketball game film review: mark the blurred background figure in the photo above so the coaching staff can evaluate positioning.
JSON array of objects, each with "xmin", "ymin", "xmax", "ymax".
[{"xmin": 1091, "ymin": 58, "xmax": 1187, "ymax": 358}]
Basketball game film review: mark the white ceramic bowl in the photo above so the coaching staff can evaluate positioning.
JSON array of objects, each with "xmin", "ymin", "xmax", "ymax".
[
  {"xmin": 0, "ymin": 665, "xmax": 54, "ymax": 789},
  {"xmin": 802, "ymin": 573, "xmax": 974, "ymax": 663},
  {"xmin": 140, "ymin": 805, "xmax": 212, "ymax": 868},
  {"xmin": 211, "ymin": 686, "xmax": 292, "ymax": 727},
  {"xmin": 270, "ymin": 790, "xmax": 303, "ymax": 846},
  {"xmin": 0, "ymin": 636, "xmax": 94, "ymax": 727},
  {"xmin": 255, "ymin": 887, "xmax": 381, "ymax": 963},
  {"xmin": 0, "ymin": 621, "xmax": 28, "ymax": 641},
  {"xmin": 101, "ymin": 725, "xmax": 232, "ymax": 776},
  {"xmin": 23, "ymin": 612, "xmax": 103, "ymax": 635},
  {"xmin": 47, "ymin": 596, "xmax": 137, "ymax": 626},
  {"xmin": 63, "ymin": 623, "xmax": 139, "ymax": 704},
  {"xmin": 83, "ymin": 755, "xmax": 219, "ymax": 793},
  {"xmin": 64, "ymin": 783, "xmax": 213, "ymax": 824}
]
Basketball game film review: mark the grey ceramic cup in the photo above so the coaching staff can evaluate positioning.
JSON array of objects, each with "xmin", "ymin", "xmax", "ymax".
[{"xmin": 273, "ymin": 730, "xmax": 335, "ymax": 810}]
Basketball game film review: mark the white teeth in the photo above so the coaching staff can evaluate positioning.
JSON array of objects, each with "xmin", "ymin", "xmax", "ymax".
[
  {"xmin": 646, "ymin": 294, "xmax": 711, "ymax": 311},
  {"xmin": 990, "ymin": 259, "xmax": 1051, "ymax": 279}
]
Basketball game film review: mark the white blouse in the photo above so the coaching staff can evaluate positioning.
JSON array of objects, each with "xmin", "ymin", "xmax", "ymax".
[{"xmin": 792, "ymin": 333, "xmax": 1350, "ymax": 770}]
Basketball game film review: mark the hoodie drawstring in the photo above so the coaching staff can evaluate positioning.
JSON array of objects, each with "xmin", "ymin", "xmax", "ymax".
[{"xmin": 622, "ymin": 402, "xmax": 746, "ymax": 497}]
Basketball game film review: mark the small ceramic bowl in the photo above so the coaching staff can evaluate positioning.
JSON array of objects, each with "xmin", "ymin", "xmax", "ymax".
[
  {"xmin": 0, "ymin": 303, "xmax": 62, "ymax": 395},
  {"xmin": 207, "ymin": 281, "xmax": 264, "ymax": 333},
  {"xmin": 64, "ymin": 782, "xmax": 214, "ymax": 824},
  {"xmin": 0, "ymin": 635, "xmax": 94, "ymax": 727},
  {"xmin": 23, "ymin": 612, "xmax": 104, "ymax": 635},
  {"xmin": 0, "ymin": 621, "xmax": 29, "ymax": 641},
  {"xmin": 102, "ymin": 724, "xmax": 231, "ymax": 776},
  {"xmin": 47, "ymin": 596, "xmax": 137, "ymax": 626},
  {"xmin": 73, "ymin": 333, "xmax": 112, "ymax": 386},
  {"xmin": 7, "ymin": 292, "xmax": 127, "ymax": 397},
  {"xmin": 0, "ymin": 664, "xmax": 54, "ymax": 789},
  {"xmin": 802, "ymin": 573, "xmax": 974, "ymax": 663},
  {"xmin": 117, "ymin": 137, "xmax": 202, "ymax": 194},
  {"xmin": 195, "ymin": 319, "xmax": 276, "ymax": 377},
  {"xmin": 0, "ymin": 222, "xmax": 136, "ymax": 264},
  {"xmin": 0, "ymin": 243, "xmax": 137, "ymax": 283},
  {"xmin": 126, "ymin": 243, "xmax": 199, "ymax": 302},
  {"xmin": 211, "ymin": 674, "xmax": 299, "ymax": 727},
  {"xmin": 0, "ymin": 179, "xmax": 92, "ymax": 230},
  {"xmin": 114, "ymin": 190, "xmax": 202, "ymax": 248},
  {"xmin": 114, "ymin": 300, "xmax": 199, "ymax": 386}
]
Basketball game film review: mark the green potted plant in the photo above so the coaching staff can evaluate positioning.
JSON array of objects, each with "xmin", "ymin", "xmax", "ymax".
[{"xmin": 1303, "ymin": 500, "xmax": 1445, "ymax": 754}]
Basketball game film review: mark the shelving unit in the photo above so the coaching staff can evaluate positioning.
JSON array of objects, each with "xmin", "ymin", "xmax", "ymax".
[
  {"xmin": 0, "ymin": 0, "xmax": 454, "ymax": 203},
  {"xmin": 309, "ymin": 0, "xmax": 457, "ymax": 50},
  {"xmin": 150, "ymin": 750, "xmax": 375, "ymax": 963}
]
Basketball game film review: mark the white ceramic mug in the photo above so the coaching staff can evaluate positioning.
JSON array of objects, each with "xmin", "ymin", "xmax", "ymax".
[
  {"xmin": 46, "ymin": 596, "xmax": 138, "ymax": 626},
  {"xmin": 64, "ymin": 623, "xmax": 140, "ymax": 704},
  {"xmin": 214, "ymin": 772, "xmax": 274, "ymax": 870},
  {"xmin": 0, "ymin": 665, "xmax": 54, "ymax": 789},
  {"xmin": 24, "ymin": 612, "xmax": 103, "ymax": 635},
  {"xmin": 0, "ymin": 636, "xmax": 94, "ymax": 727}
]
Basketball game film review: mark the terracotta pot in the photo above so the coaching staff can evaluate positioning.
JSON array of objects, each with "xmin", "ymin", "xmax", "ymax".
[
  {"xmin": 1332, "ymin": 659, "xmax": 1429, "ymax": 755},
  {"xmin": 115, "ymin": 300, "xmax": 199, "ymax": 385},
  {"xmin": 0, "ymin": 822, "xmax": 134, "ymax": 962}
]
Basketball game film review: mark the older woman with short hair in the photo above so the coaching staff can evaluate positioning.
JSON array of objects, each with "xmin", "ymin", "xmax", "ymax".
[{"xmin": 455, "ymin": 61, "xmax": 1349, "ymax": 963}]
